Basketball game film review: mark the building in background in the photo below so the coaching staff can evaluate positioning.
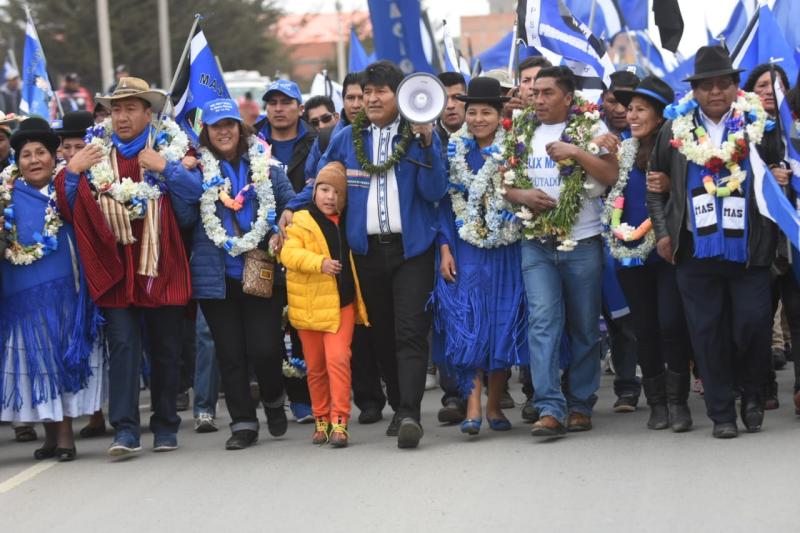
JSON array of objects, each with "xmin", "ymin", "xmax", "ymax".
[{"xmin": 460, "ymin": 12, "xmax": 515, "ymax": 59}]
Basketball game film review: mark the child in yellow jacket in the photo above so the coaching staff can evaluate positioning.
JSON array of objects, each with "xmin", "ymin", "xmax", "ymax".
[{"xmin": 280, "ymin": 162, "xmax": 368, "ymax": 447}]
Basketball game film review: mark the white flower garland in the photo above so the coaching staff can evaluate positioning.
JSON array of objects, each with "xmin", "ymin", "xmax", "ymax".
[
  {"xmin": 0, "ymin": 164, "xmax": 63, "ymax": 265},
  {"xmin": 85, "ymin": 117, "xmax": 189, "ymax": 219},
  {"xmin": 670, "ymin": 90, "xmax": 767, "ymax": 190},
  {"xmin": 601, "ymin": 138, "xmax": 657, "ymax": 261},
  {"xmin": 198, "ymin": 135, "xmax": 277, "ymax": 256},
  {"xmin": 448, "ymin": 124, "xmax": 521, "ymax": 248}
]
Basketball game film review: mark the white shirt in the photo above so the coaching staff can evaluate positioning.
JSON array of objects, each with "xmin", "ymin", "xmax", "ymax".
[
  {"xmin": 528, "ymin": 121, "xmax": 609, "ymax": 241},
  {"xmin": 699, "ymin": 108, "xmax": 732, "ymax": 147},
  {"xmin": 366, "ymin": 115, "xmax": 403, "ymax": 235}
]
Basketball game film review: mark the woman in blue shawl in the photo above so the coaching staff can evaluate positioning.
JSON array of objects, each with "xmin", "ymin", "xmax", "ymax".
[
  {"xmin": 0, "ymin": 118, "xmax": 103, "ymax": 461},
  {"xmin": 431, "ymin": 78, "xmax": 528, "ymax": 436}
]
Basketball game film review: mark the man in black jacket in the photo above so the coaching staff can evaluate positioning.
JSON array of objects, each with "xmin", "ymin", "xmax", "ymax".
[
  {"xmin": 255, "ymin": 79, "xmax": 318, "ymax": 193},
  {"xmin": 647, "ymin": 46, "xmax": 778, "ymax": 439}
]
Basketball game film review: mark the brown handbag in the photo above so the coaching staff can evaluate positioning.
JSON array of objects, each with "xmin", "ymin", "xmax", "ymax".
[{"xmin": 231, "ymin": 214, "xmax": 275, "ymax": 298}]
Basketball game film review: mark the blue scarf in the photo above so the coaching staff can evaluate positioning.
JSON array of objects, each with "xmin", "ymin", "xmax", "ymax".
[
  {"xmin": 686, "ymin": 160, "xmax": 750, "ymax": 263},
  {"xmin": 112, "ymin": 125, "xmax": 152, "ymax": 159}
]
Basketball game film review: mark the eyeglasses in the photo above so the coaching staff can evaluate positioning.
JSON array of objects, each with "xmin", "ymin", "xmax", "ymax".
[
  {"xmin": 696, "ymin": 77, "xmax": 735, "ymax": 92},
  {"xmin": 309, "ymin": 113, "xmax": 334, "ymax": 128}
]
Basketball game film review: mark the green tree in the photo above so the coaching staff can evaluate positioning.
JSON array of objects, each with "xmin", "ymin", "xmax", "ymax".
[{"xmin": 0, "ymin": 0, "xmax": 290, "ymax": 94}]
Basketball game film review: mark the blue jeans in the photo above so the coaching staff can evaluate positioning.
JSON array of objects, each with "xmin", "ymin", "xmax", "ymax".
[
  {"xmin": 193, "ymin": 309, "xmax": 219, "ymax": 417},
  {"xmin": 521, "ymin": 237, "xmax": 603, "ymax": 423}
]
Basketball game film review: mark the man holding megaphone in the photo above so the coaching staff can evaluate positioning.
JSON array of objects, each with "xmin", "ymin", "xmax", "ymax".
[{"xmin": 282, "ymin": 60, "xmax": 448, "ymax": 449}]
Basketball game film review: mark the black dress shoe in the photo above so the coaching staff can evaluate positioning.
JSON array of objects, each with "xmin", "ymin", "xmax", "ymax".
[
  {"xmin": 397, "ymin": 418, "xmax": 423, "ymax": 449},
  {"xmin": 386, "ymin": 412, "xmax": 401, "ymax": 437},
  {"xmin": 712, "ymin": 422, "xmax": 738, "ymax": 439},
  {"xmin": 740, "ymin": 399, "xmax": 764, "ymax": 433},
  {"xmin": 437, "ymin": 400, "xmax": 466, "ymax": 424},
  {"xmin": 33, "ymin": 444, "xmax": 57, "ymax": 460},
  {"xmin": 225, "ymin": 430, "xmax": 259, "ymax": 450},
  {"xmin": 79, "ymin": 424, "xmax": 108, "ymax": 439},
  {"xmin": 358, "ymin": 407, "xmax": 383, "ymax": 424},
  {"xmin": 521, "ymin": 403, "xmax": 540, "ymax": 423},
  {"xmin": 264, "ymin": 405, "xmax": 288, "ymax": 437},
  {"xmin": 56, "ymin": 446, "xmax": 77, "ymax": 462}
]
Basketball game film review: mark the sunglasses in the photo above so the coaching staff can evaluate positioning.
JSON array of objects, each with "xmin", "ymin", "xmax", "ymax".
[
  {"xmin": 309, "ymin": 113, "xmax": 334, "ymax": 128},
  {"xmin": 696, "ymin": 77, "xmax": 735, "ymax": 92}
]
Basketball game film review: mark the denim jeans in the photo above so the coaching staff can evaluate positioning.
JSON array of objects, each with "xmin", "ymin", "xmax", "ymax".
[
  {"xmin": 193, "ymin": 309, "xmax": 219, "ymax": 417},
  {"xmin": 521, "ymin": 236, "xmax": 603, "ymax": 423}
]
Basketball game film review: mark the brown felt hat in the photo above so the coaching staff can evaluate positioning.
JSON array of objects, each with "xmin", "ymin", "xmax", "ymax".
[
  {"xmin": 314, "ymin": 161, "xmax": 347, "ymax": 213},
  {"xmin": 95, "ymin": 77, "xmax": 167, "ymax": 112}
]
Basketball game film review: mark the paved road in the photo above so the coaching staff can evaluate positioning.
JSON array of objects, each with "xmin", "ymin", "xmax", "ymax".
[{"xmin": 1, "ymin": 368, "xmax": 799, "ymax": 533}]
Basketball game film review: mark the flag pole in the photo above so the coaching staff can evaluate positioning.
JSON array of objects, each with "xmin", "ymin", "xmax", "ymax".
[
  {"xmin": 24, "ymin": 5, "xmax": 63, "ymax": 119},
  {"xmin": 730, "ymin": 6, "xmax": 759, "ymax": 60},
  {"xmin": 767, "ymin": 58, "xmax": 793, "ymax": 259},
  {"xmin": 154, "ymin": 13, "xmax": 202, "ymax": 139},
  {"xmin": 508, "ymin": 1, "xmax": 519, "ymax": 80}
]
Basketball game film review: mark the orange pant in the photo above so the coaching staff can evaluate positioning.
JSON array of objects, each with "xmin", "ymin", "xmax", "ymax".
[{"xmin": 297, "ymin": 304, "xmax": 355, "ymax": 423}]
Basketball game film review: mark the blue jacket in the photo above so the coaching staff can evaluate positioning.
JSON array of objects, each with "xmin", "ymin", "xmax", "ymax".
[
  {"xmin": 170, "ymin": 160, "xmax": 296, "ymax": 299},
  {"xmin": 287, "ymin": 121, "xmax": 447, "ymax": 259}
]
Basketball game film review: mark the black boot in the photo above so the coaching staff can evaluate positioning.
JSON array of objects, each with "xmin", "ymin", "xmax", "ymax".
[
  {"xmin": 665, "ymin": 370, "xmax": 693, "ymax": 432},
  {"xmin": 641, "ymin": 374, "xmax": 668, "ymax": 430}
]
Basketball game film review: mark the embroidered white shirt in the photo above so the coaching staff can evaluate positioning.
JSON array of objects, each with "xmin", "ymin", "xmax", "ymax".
[{"xmin": 366, "ymin": 115, "xmax": 403, "ymax": 235}]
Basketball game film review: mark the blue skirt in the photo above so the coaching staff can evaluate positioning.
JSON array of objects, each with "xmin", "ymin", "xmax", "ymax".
[{"xmin": 431, "ymin": 239, "xmax": 529, "ymax": 397}]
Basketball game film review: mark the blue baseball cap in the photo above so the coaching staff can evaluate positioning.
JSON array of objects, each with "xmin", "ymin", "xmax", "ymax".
[
  {"xmin": 201, "ymin": 98, "xmax": 242, "ymax": 126},
  {"xmin": 262, "ymin": 79, "xmax": 303, "ymax": 104}
]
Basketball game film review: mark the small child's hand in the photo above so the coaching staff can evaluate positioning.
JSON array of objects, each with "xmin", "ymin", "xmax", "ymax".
[{"xmin": 321, "ymin": 259, "xmax": 342, "ymax": 275}]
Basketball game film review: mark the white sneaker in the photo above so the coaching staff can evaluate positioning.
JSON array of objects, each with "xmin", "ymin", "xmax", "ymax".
[
  {"xmin": 194, "ymin": 412, "xmax": 218, "ymax": 433},
  {"xmin": 425, "ymin": 372, "xmax": 438, "ymax": 391}
]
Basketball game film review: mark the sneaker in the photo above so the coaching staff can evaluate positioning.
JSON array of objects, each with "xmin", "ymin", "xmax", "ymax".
[
  {"xmin": 312, "ymin": 418, "xmax": 330, "ymax": 445},
  {"xmin": 613, "ymin": 395, "xmax": 638, "ymax": 413},
  {"xmin": 357, "ymin": 406, "xmax": 383, "ymax": 424},
  {"xmin": 425, "ymin": 372, "xmax": 438, "ymax": 390},
  {"xmin": 521, "ymin": 402, "xmax": 540, "ymax": 423},
  {"xmin": 290, "ymin": 402, "xmax": 314, "ymax": 424},
  {"xmin": 265, "ymin": 404, "xmax": 288, "ymax": 437},
  {"xmin": 437, "ymin": 400, "xmax": 466, "ymax": 424},
  {"xmin": 194, "ymin": 413, "xmax": 218, "ymax": 433},
  {"xmin": 175, "ymin": 390, "xmax": 190, "ymax": 412},
  {"xmin": 329, "ymin": 418, "xmax": 349, "ymax": 448},
  {"xmin": 108, "ymin": 431, "xmax": 142, "ymax": 457},
  {"xmin": 225, "ymin": 430, "xmax": 258, "ymax": 450},
  {"xmin": 397, "ymin": 418, "xmax": 423, "ymax": 449},
  {"xmin": 153, "ymin": 433, "xmax": 178, "ymax": 452}
]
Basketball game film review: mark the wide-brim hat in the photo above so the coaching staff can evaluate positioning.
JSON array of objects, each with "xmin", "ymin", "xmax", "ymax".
[
  {"xmin": 455, "ymin": 77, "xmax": 511, "ymax": 105},
  {"xmin": 9, "ymin": 117, "xmax": 60, "ymax": 155},
  {"xmin": 683, "ymin": 45, "xmax": 745, "ymax": 82},
  {"xmin": 55, "ymin": 110, "xmax": 94, "ymax": 139},
  {"xmin": 614, "ymin": 75, "xmax": 675, "ymax": 109},
  {"xmin": 95, "ymin": 76, "xmax": 167, "ymax": 113},
  {"xmin": 0, "ymin": 111, "xmax": 24, "ymax": 138},
  {"xmin": 483, "ymin": 69, "xmax": 515, "ymax": 90}
]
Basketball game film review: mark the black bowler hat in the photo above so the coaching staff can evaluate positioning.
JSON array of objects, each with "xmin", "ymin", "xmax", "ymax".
[
  {"xmin": 683, "ymin": 45, "xmax": 745, "ymax": 82},
  {"xmin": 614, "ymin": 75, "xmax": 675, "ymax": 108},
  {"xmin": 455, "ymin": 77, "xmax": 511, "ymax": 105},
  {"xmin": 608, "ymin": 68, "xmax": 641, "ymax": 91},
  {"xmin": 55, "ymin": 111, "xmax": 93, "ymax": 139},
  {"xmin": 9, "ymin": 117, "xmax": 60, "ymax": 155}
]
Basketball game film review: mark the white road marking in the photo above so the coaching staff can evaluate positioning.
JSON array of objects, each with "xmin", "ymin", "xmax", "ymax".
[{"xmin": 0, "ymin": 462, "xmax": 57, "ymax": 494}]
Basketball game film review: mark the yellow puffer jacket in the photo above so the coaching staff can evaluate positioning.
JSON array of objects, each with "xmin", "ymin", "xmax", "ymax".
[{"xmin": 280, "ymin": 210, "xmax": 369, "ymax": 332}]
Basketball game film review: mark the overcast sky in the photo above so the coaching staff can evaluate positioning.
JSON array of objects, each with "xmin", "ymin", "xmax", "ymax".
[{"xmin": 273, "ymin": 0, "xmax": 769, "ymax": 59}]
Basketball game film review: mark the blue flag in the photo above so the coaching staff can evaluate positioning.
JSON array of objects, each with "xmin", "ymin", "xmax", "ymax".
[
  {"xmin": 772, "ymin": 0, "xmax": 800, "ymax": 68},
  {"xmin": 348, "ymin": 26, "xmax": 371, "ymax": 72},
  {"xmin": 617, "ymin": 0, "xmax": 646, "ymax": 30},
  {"xmin": 518, "ymin": 0, "xmax": 615, "ymax": 89},
  {"xmin": 172, "ymin": 27, "xmax": 230, "ymax": 143},
  {"xmin": 367, "ymin": 0, "xmax": 433, "ymax": 74},
  {"xmin": 718, "ymin": 0, "xmax": 749, "ymax": 49},
  {"xmin": 564, "ymin": 0, "xmax": 623, "ymax": 40},
  {"xmin": 473, "ymin": 31, "xmax": 537, "ymax": 72},
  {"xmin": 20, "ymin": 11, "xmax": 53, "ymax": 118},
  {"xmin": 731, "ymin": 5, "xmax": 798, "ymax": 89}
]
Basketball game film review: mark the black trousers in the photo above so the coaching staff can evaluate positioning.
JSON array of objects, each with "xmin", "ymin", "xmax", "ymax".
[
  {"xmin": 771, "ymin": 271, "xmax": 800, "ymax": 389},
  {"xmin": 179, "ymin": 316, "xmax": 196, "ymax": 393},
  {"xmin": 200, "ymin": 278, "xmax": 286, "ymax": 432},
  {"xmin": 676, "ymin": 258, "xmax": 772, "ymax": 423},
  {"xmin": 353, "ymin": 241, "xmax": 435, "ymax": 421},
  {"xmin": 617, "ymin": 261, "xmax": 691, "ymax": 379},
  {"xmin": 105, "ymin": 305, "xmax": 184, "ymax": 437}
]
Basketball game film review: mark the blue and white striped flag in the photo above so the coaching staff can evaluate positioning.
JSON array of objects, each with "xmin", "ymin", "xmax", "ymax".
[
  {"xmin": 19, "ymin": 10, "xmax": 54, "ymax": 118},
  {"xmin": 442, "ymin": 20, "xmax": 470, "ymax": 83}
]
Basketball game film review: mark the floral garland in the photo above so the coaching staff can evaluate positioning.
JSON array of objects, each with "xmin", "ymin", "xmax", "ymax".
[
  {"xmin": 500, "ymin": 92, "xmax": 602, "ymax": 250},
  {"xmin": 447, "ymin": 123, "xmax": 521, "ymax": 248},
  {"xmin": 0, "ymin": 164, "xmax": 62, "ymax": 265},
  {"xmin": 198, "ymin": 135, "xmax": 278, "ymax": 256},
  {"xmin": 666, "ymin": 90, "xmax": 767, "ymax": 197},
  {"xmin": 351, "ymin": 110, "xmax": 412, "ymax": 174},
  {"xmin": 601, "ymin": 138, "xmax": 656, "ymax": 261},
  {"xmin": 84, "ymin": 117, "xmax": 189, "ymax": 219}
]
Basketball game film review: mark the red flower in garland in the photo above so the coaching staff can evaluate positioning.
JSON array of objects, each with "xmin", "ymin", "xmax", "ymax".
[
  {"xmin": 705, "ymin": 157, "xmax": 725, "ymax": 174},
  {"xmin": 501, "ymin": 118, "xmax": 512, "ymax": 131},
  {"xmin": 508, "ymin": 156, "xmax": 519, "ymax": 167},
  {"xmin": 730, "ymin": 138, "xmax": 749, "ymax": 163}
]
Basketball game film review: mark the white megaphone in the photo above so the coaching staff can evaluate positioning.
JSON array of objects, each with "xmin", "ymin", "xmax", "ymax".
[{"xmin": 396, "ymin": 73, "xmax": 448, "ymax": 137}]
